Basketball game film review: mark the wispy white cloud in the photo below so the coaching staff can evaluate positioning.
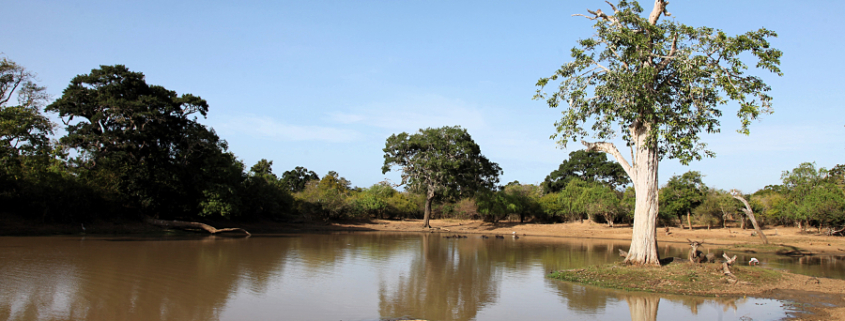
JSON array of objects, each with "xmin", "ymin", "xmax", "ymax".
[
  {"xmin": 218, "ymin": 115, "xmax": 363, "ymax": 143},
  {"xmin": 331, "ymin": 94, "xmax": 488, "ymax": 132}
]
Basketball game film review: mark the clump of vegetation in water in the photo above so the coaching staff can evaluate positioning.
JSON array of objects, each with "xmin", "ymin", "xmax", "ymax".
[{"xmin": 549, "ymin": 262, "xmax": 782, "ymax": 296}]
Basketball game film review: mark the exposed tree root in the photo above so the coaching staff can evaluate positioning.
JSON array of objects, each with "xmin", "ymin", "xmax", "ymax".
[{"xmin": 145, "ymin": 217, "xmax": 251, "ymax": 236}]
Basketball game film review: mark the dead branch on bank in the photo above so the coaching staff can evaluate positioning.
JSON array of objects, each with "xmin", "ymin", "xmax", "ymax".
[
  {"xmin": 145, "ymin": 217, "xmax": 251, "ymax": 236},
  {"xmin": 730, "ymin": 190, "xmax": 768, "ymax": 244},
  {"xmin": 826, "ymin": 226, "xmax": 845, "ymax": 236},
  {"xmin": 722, "ymin": 253, "xmax": 738, "ymax": 282}
]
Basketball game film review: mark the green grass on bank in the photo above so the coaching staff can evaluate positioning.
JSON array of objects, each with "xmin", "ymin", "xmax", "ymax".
[{"xmin": 549, "ymin": 261, "xmax": 782, "ymax": 296}]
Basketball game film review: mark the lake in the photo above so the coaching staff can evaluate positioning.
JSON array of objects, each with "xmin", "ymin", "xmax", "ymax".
[{"xmin": 1, "ymin": 233, "xmax": 839, "ymax": 320}]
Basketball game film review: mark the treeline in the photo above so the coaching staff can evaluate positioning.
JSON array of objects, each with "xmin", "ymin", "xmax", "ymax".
[{"xmin": 2, "ymin": 58, "xmax": 844, "ymax": 231}]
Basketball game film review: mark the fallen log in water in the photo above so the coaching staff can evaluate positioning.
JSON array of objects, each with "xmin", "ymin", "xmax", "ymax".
[{"xmin": 145, "ymin": 217, "xmax": 251, "ymax": 236}]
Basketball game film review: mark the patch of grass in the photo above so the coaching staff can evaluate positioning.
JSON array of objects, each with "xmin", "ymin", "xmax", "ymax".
[
  {"xmin": 548, "ymin": 262, "xmax": 782, "ymax": 296},
  {"xmin": 725, "ymin": 243, "xmax": 801, "ymax": 253}
]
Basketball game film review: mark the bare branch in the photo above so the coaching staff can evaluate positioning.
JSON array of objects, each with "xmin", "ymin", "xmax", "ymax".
[
  {"xmin": 582, "ymin": 141, "xmax": 635, "ymax": 181},
  {"xmin": 574, "ymin": 7, "xmax": 621, "ymax": 28},
  {"xmin": 604, "ymin": 1, "xmax": 618, "ymax": 13},
  {"xmin": 589, "ymin": 60, "xmax": 611, "ymax": 73},
  {"xmin": 572, "ymin": 13, "xmax": 599, "ymax": 21},
  {"xmin": 608, "ymin": 45, "xmax": 629, "ymax": 69},
  {"xmin": 647, "ymin": 0, "xmax": 670, "ymax": 25},
  {"xmin": 656, "ymin": 33, "xmax": 679, "ymax": 72}
]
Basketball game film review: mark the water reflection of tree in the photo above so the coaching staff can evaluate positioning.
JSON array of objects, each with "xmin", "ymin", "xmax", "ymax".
[
  {"xmin": 546, "ymin": 280, "xmax": 614, "ymax": 312},
  {"xmin": 625, "ymin": 294, "xmax": 660, "ymax": 321},
  {"xmin": 0, "ymin": 236, "xmax": 293, "ymax": 320},
  {"xmin": 378, "ymin": 234, "xmax": 500, "ymax": 321}
]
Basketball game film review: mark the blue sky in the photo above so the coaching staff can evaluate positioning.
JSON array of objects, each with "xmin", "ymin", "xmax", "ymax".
[{"xmin": 3, "ymin": 0, "xmax": 843, "ymax": 193}]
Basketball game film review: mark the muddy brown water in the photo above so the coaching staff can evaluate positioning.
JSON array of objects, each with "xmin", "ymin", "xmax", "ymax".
[{"xmin": 0, "ymin": 233, "xmax": 838, "ymax": 321}]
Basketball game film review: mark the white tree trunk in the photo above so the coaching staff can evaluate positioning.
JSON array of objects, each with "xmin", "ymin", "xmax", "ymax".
[
  {"xmin": 584, "ymin": 122, "xmax": 660, "ymax": 266},
  {"xmin": 626, "ymin": 295, "xmax": 660, "ymax": 321},
  {"xmin": 626, "ymin": 139, "xmax": 660, "ymax": 265}
]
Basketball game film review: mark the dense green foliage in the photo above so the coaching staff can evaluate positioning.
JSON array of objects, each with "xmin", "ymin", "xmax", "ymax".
[
  {"xmin": 0, "ymin": 56, "xmax": 841, "ymax": 233},
  {"xmin": 534, "ymin": 1, "xmax": 782, "ymax": 162},
  {"xmin": 382, "ymin": 126, "xmax": 502, "ymax": 227},
  {"xmin": 542, "ymin": 150, "xmax": 629, "ymax": 193},
  {"xmin": 659, "ymin": 171, "xmax": 706, "ymax": 228},
  {"xmin": 751, "ymin": 162, "xmax": 845, "ymax": 231}
]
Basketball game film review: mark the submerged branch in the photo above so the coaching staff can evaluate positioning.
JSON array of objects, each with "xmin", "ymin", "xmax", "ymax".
[{"xmin": 145, "ymin": 217, "xmax": 251, "ymax": 236}]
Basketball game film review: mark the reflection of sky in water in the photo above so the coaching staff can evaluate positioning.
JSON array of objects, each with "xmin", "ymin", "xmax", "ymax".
[{"xmin": 0, "ymin": 234, "xmax": 816, "ymax": 321}]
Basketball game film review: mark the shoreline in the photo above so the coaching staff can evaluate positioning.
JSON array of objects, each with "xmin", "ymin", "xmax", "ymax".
[
  {"xmin": 4, "ymin": 217, "xmax": 845, "ymax": 255},
  {"xmin": 3, "ymin": 217, "xmax": 845, "ymax": 319}
]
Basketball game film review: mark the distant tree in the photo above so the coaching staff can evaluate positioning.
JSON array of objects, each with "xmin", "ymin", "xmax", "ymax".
[
  {"xmin": 503, "ymin": 183, "xmax": 542, "ymax": 223},
  {"xmin": 751, "ymin": 188, "xmax": 787, "ymax": 225},
  {"xmin": 295, "ymin": 171, "xmax": 351, "ymax": 220},
  {"xmin": 241, "ymin": 159, "xmax": 292, "ymax": 219},
  {"xmin": 542, "ymin": 150, "xmax": 630, "ymax": 193},
  {"xmin": 281, "ymin": 166, "xmax": 319, "ymax": 193},
  {"xmin": 46, "ymin": 65, "xmax": 235, "ymax": 218},
  {"xmin": 781, "ymin": 162, "xmax": 825, "ymax": 229},
  {"xmin": 693, "ymin": 188, "xmax": 739, "ymax": 229},
  {"xmin": 0, "ymin": 57, "xmax": 55, "ymax": 164},
  {"xmin": 535, "ymin": 0, "xmax": 782, "ymax": 265},
  {"xmin": 382, "ymin": 126, "xmax": 502, "ymax": 228},
  {"xmin": 781, "ymin": 162, "xmax": 845, "ymax": 231},
  {"xmin": 581, "ymin": 183, "xmax": 621, "ymax": 227},
  {"xmin": 557, "ymin": 178, "xmax": 590, "ymax": 222},
  {"xmin": 803, "ymin": 184, "xmax": 845, "ymax": 232},
  {"xmin": 250, "ymin": 159, "xmax": 275, "ymax": 177},
  {"xmin": 827, "ymin": 164, "xmax": 845, "ymax": 188},
  {"xmin": 659, "ymin": 171, "xmax": 706, "ymax": 230}
]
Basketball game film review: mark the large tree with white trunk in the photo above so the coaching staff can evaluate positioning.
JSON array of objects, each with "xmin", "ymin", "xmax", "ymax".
[{"xmin": 535, "ymin": 0, "xmax": 782, "ymax": 265}]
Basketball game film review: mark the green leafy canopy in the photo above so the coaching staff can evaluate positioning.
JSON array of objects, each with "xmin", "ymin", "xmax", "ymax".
[
  {"xmin": 382, "ymin": 126, "xmax": 502, "ymax": 200},
  {"xmin": 534, "ymin": 1, "xmax": 782, "ymax": 164}
]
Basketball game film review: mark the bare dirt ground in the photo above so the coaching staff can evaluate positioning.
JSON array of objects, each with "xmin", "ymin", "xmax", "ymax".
[{"xmin": 331, "ymin": 218, "xmax": 845, "ymax": 255}]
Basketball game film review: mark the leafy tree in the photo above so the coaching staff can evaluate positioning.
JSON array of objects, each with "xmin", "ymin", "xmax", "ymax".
[
  {"xmin": 382, "ymin": 126, "xmax": 502, "ymax": 228},
  {"xmin": 781, "ymin": 162, "xmax": 825, "ymax": 229},
  {"xmin": 803, "ymin": 184, "xmax": 845, "ymax": 231},
  {"xmin": 693, "ymin": 188, "xmax": 739, "ymax": 229},
  {"xmin": 350, "ymin": 183, "xmax": 394, "ymax": 218},
  {"xmin": 241, "ymin": 159, "xmax": 293, "ymax": 220},
  {"xmin": 534, "ymin": 1, "xmax": 781, "ymax": 265},
  {"xmin": 581, "ymin": 183, "xmax": 621, "ymax": 227},
  {"xmin": 557, "ymin": 178, "xmax": 590, "ymax": 222},
  {"xmin": 46, "ymin": 65, "xmax": 235, "ymax": 218},
  {"xmin": 826, "ymin": 164, "xmax": 844, "ymax": 189},
  {"xmin": 0, "ymin": 57, "xmax": 55, "ymax": 170},
  {"xmin": 780, "ymin": 162, "xmax": 845, "ymax": 230},
  {"xmin": 659, "ymin": 171, "xmax": 706, "ymax": 229},
  {"xmin": 476, "ymin": 190, "xmax": 510, "ymax": 223},
  {"xmin": 619, "ymin": 186, "xmax": 636, "ymax": 222},
  {"xmin": 281, "ymin": 166, "xmax": 319, "ymax": 193},
  {"xmin": 751, "ymin": 187, "xmax": 787, "ymax": 225},
  {"xmin": 502, "ymin": 183, "xmax": 542, "ymax": 223},
  {"xmin": 538, "ymin": 192, "xmax": 565, "ymax": 221},
  {"xmin": 250, "ymin": 159, "xmax": 275, "ymax": 177},
  {"xmin": 542, "ymin": 150, "xmax": 630, "ymax": 193},
  {"xmin": 294, "ymin": 171, "xmax": 351, "ymax": 220}
]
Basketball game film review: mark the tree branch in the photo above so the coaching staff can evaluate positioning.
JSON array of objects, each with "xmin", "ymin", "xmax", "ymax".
[
  {"xmin": 582, "ymin": 141, "xmax": 635, "ymax": 181},
  {"xmin": 573, "ymin": 6, "xmax": 622, "ymax": 29},
  {"xmin": 655, "ymin": 33, "xmax": 679, "ymax": 72},
  {"xmin": 145, "ymin": 217, "xmax": 251, "ymax": 236},
  {"xmin": 648, "ymin": 0, "xmax": 671, "ymax": 25}
]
